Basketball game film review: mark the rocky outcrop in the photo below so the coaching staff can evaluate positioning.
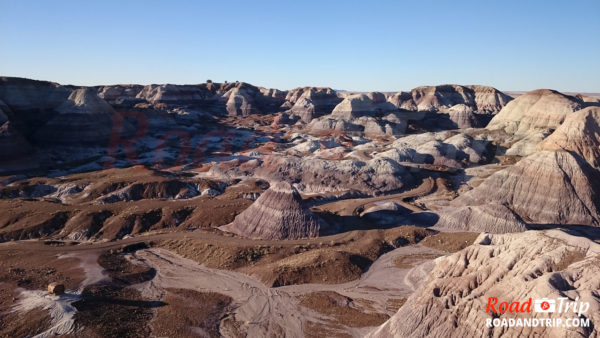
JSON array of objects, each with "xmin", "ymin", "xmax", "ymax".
[
  {"xmin": 454, "ymin": 151, "xmax": 600, "ymax": 226},
  {"xmin": 56, "ymin": 87, "xmax": 116, "ymax": 115},
  {"xmin": 225, "ymin": 87, "xmax": 258, "ymax": 116},
  {"xmin": 330, "ymin": 92, "xmax": 392, "ymax": 119},
  {"xmin": 96, "ymin": 84, "xmax": 144, "ymax": 107},
  {"xmin": 136, "ymin": 83, "xmax": 215, "ymax": 105},
  {"xmin": 219, "ymin": 181, "xmax": 325, "ymax": 239},
  {"xmin": 368, "ymin": 230, "xmax": 600, "ymax": 337},
  {"xmin": 537, "ymin": 106, "xmax": 600, "ymax": 167},
  {"xmin": 487, "ymin": 89, "xmax": 584, "ymax": 134},
  {"xmin": 286, "ymin": 87, "xmax": 342, "ymax": 122},
  {"xmin": 434, "ymin": 203, "xmax": 527, "ymax": 233},
  {"xmin": 446, "ymin": 104, "xmax": 482, "ymax": 128}
]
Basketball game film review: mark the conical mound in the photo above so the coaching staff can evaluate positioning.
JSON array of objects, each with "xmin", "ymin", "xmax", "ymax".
[{"xmin": 219, "ymin": 181, "xmax": 325, "ymax": 240}]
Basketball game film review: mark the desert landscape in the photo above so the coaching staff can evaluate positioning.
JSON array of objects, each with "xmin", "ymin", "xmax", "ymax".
[
  {"xmin": 1, "ymin": 0, "xmax": 599, "ymax": 336},
  {"xmin": 0, "ymin": 76, "xmax": 599, "ymax": 337}
]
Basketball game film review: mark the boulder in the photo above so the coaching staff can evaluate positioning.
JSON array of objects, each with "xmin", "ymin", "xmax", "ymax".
[{"xmin": 47, "ymin": 282, "xmax": 65, "ymax": 295}]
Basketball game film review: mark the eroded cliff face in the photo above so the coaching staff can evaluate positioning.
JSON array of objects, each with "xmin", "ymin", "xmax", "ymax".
[{"xmin": 369, "ymin": 230, "xmax": 600, "ymax": 338}]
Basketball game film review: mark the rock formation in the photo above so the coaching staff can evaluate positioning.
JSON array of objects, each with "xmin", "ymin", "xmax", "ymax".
[
  {"xmin": 487, "ymin": 89, "xmax": 584, "ymax": 134},
  {"xmin": 135, "ymin": 83, "xmax": 214, "ymax": 105},
  {"xmin": 454, "ymin": 151, "xmax": 600, "ymax": 226},
  {"xmin": 434, "ymin": 203, "xmax": 527, "ymax": 233},
  {"xmin": 219, "ymin": 181, "xmax": 325, "ymax": 239},
  {"xmin": 445, "ymin": 104, "xmax": 482, "ymax": 128},
  {"xmin": 96, "ymin": 84, "xmax": 144, "ymax": 107},
  {"xmin": 503, "ymin": 131, "xmax": 550, "ymax": 157},
  {"xmin": 391, "ymin": 85, "xmax": 512, "ymax": 113},
  {"xmin": 368, "ymin": 230, "xmax": 600, "ymax": 337},
  {"xmin": 537, "ymin": 106, "xmax": 600, "ymax": 167},
  {"xmin": 308, "ymin": 93, "xmax": 407, "ymax": 135},
  {"xmin": 225, "ymin": 87, "xmax": 258, "ymax": 116},
  {"xmin": 286, "ymin": 87, "xmax": 342, "ymax": 122},
  {"xmin": 377, "ymin": 131, "xmax": 492, "ymax": 168},
  {"xmin": 47, "ymin": 282, "xmax": 65, "ymax": 295},
  {"xmin": 56, "ymin": 87, "xmax": 116, "ymax": 115}
]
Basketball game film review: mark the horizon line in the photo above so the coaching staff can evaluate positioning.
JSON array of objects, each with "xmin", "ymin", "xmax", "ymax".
[{"xmin": 2, "ymin": 74, "xmax": 600, "ymax": 96}]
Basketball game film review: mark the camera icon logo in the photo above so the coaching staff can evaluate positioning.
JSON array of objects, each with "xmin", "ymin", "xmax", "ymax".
[{"xmin": 534, "ymin": 298, "xmax": 556, "ymax": 313}]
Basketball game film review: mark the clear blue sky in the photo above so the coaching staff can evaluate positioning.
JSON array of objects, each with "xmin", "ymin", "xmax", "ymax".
[{"xmin": 1, "ymin": 0, "xmax": 599, "ymax": 92}]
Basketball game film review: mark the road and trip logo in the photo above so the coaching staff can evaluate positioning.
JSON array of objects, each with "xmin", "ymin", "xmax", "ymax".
[{"xmin": 484, "ymin": 297, "xmax": 591, "ymax": 328}]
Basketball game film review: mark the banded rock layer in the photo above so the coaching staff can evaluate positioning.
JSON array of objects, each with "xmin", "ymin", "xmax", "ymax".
[
  {"xmin": 308, "ymin": 93, "xmax": 407, "ymax": 135},
  {"xmin": 35, "ymin": 88, "xmax": 133, "ymax": 144},
  {"xmin": 487, "ymin": 89, "xmax": 584, "ymax": 134},
  {"xmin": 391, "ymin": 84, "xmax": 512, "ymax": 113},
  {"xmin": 435, "ymin": 203, "xmax": 527, "ymax": 233},
  {"xmin": 368, "ymin": 230, "xmax": 600, "ymax": 337},
  {"xmin": 454, "ymin": 151, "xmax": 600, "ymax": 226}
]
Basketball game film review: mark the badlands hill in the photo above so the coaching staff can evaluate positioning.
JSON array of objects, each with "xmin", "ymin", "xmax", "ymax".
[
  {"xmin": 488, "ymin": 90, "xmax": 600, "ymax": 157},
  {"xmin": 219, "ymin": 181, "xmax": 326, "ymax": 240},
  {"xmin": 487, "ymin": 89, "xmax": 587, "ymax": 134},
  {"xmin": 0, "ymin": 76, "xmax": 599, "ymax": 237},
  {"xmin": 453, "ymin": 151, "xmax": 600, "ymax": 226},
  {"xmin": 308, "ymin": 92, "xmax": 407, "ymax": 135},
  {"xmin": 368, "ymin": 230, "xmax": 600, "ymax": 337},
  {"xmin": 308, "ymin": 85, "xmax": 513, "ymax": 135},
  {"xmin": 537, "ymin": 106, "xmax": 600, "ymax": 167}
]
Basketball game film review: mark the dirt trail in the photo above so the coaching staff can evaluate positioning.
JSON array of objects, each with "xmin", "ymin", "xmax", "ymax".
[{"xmin": 127, "ymin": 244, "xmax": 443, "ymax": 337}]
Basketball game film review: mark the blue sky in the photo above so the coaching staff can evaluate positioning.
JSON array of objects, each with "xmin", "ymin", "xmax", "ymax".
[{"xmin": 1, "ymin": 0, "xmax": 599, "ymax": 92}]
